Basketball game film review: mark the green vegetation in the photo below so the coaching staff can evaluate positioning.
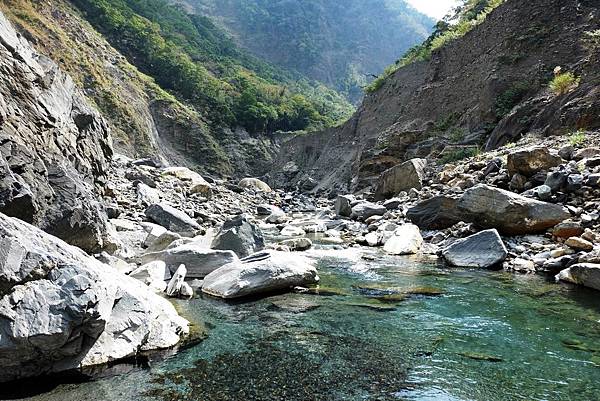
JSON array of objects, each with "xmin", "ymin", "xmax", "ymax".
[
  {"xmin": 495, "ymin": 81, "xmax": 531, "ymax": 118},
  {"xmin": 367, "ymin": 0, "xmax": 505, "ymax": 93},
  {"xmin": 190, "ymin": 0, "xmax": 434, "ymax": 102},
  {"xmin": 549, "ymin": 72, "xmax": 581, "ymax": 96},
  {"xmin": 439, "ymin": 147, "xmax": 480, "ymax": 164},
  {"xmin": 72, "ymin": 0, "xmax": 354, "ymax": 134},
  {"xmin": 569, "ymin": 130, "xmax": 587, "ymax": 147}
]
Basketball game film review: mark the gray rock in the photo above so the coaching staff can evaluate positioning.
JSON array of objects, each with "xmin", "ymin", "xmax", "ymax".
[
  {"xmin": 406, "ymin": 196, "xmax": 461, "ymax": 230},
  {"xmin": 374, "ymin": 158, "xmax": 426, "ymax": 200},
  {"xmin": 142, "ymin": 244, "xmax": 238, "ymax": 279},
  {"xmin": 129, "ymin": 261, "xmax": 170, "ymax": 292},
  {"xmin": 556, "ymin": 263, "xmax": 600, "ymax": 291},
  {"xmin": 146, "ymin": 231, "xmax": 182, "ymax": 252},
  {"xmin": 145, "ymin": 203, "xmax": 201, "ymax": 235},
  {"xmin": 350, "ymin": 202, "xmax": 387, "ymax": 221},
  {"xmin": 266, "ymin": 207, "xmax": 288, "ymax": 224},
  {"xmin": 211, "ymin": 215, "xmax": 265, "ymax": 258},
  {"xmin": 544, "ymin": 170, "xmax": 568, "ymax": 192},
  {"xmin": 238, "ymin": 178, "xmax": 272, "ymax": 192},
  {"xmin": 335, "ymin": 194, "xmax": 355, "ymax": 217},
  {"xmin": 0, "ymin": 213, "xmax": 188, "ymax": 383},
  {"xmin": 383, "ymin": 224, "xmax": 423, "ymax": 255},
  {"xmin": 136, "ymin": 183, "xmax": 161, "ymax": 206},
  {"xmin": 280, "ymin": 238, "xmax": 313, "ymax": 251},
  {"xmin": 566, "ymin": 174, "xmax": 583, "ymax": 192},
  {"xmin": 507, "ymin": 146, "xmax": 562, "ymax": 177},
  {"xmin": 256, "ymin": 204, "xmax": 277, "ymax": 215},
  {"xmin": 0, "ymin": 13, "xmax": 112, "ymax": 253},
  {"xmin": 457, "ymin": 184, "xmax": 570, "ymax": 235},
  {"xmin": 442, "ymin": 229, "xmax": 508, "ymax": 269},
  {"xmin": 536, "ymin": 185, "xmax": 552, "ymax": 201},
  {"xmin": 202, "ymin": 251, "xmax": 319, "ymax": 299},
  {"xmin": 166, "ymin": 264, "xmax": 187, "ymax": 297},
  {"xmin": 383, "ymin": 198, "xmax": 403, "ymax": 210}
]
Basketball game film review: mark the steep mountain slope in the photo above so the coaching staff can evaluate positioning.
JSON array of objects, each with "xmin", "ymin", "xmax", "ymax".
[
  {"xmin": 0, "ymin": 11, "xmax": 112, "ymax": 252},
  {"xmin": 270, "ymin": 0, "xmax": 600, "ymax": 193},
  {"xmin": 0, "ymin": 0, "xmax": 353, "ymax": 177},
  {"xmin": 180, "ymin": 0, "xmax": 434, "ymax": 102}
]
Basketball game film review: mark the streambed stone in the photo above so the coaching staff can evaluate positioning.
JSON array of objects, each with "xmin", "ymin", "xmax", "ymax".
[{"xmin": 442, "ymin": 229, "xmax": 507, "ymax": 269}]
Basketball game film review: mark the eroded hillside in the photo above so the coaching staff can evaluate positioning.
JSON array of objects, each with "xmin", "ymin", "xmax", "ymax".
[{"xmin": 270, "ymin": 0, "xmax": 600, "ymax": 193}]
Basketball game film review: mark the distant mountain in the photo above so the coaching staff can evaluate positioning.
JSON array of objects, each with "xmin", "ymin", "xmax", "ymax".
[{"xmin": 180, "ymin": 0, "xmax": 435, "ymax": 102}]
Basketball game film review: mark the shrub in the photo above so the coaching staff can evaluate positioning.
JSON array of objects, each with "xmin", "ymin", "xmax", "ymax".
[
  {"xmin": 439, "ymin": 147, "xmax": 480, "ymax": 164},
  {"xmin": 569, "ymin": 130, "xmax": 586, "ymax": 147},
  {"xmin": 495, "ymin": 81, "xmax": 531, "ymax": 118},
  {"xmin": 549, "ymin": 72, "xmax": 580, "ymax": 95}
]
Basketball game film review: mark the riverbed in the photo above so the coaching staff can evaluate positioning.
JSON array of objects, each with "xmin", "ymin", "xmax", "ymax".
[{"xmin": 6, "ymin": 244, "xmax": 600, "ymax": 401}]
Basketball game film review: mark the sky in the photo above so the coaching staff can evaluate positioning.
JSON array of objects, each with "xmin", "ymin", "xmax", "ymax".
[{"xmin": 405, "ymin": 0, "xmax": 460, "ymax": 20}]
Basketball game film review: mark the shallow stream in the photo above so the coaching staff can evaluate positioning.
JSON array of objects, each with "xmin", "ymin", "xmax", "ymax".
[{"xmin": 7, "ymin": 244, "xmax": 600, "ymax": 401}]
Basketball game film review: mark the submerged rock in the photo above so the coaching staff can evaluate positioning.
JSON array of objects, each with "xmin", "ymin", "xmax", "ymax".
[
  {"xmin": 202, "ymin": 251, "xmax": 319, "ymax": 299},
  {"xmin": 442, "ymin": 229, "xmax": 507, "ymax": 269},
  {"xmin": 0, "ymin": 213, "xmax": 188, "ymax": 383},
  {"xmin": 211, "ymin": 215, "xmax": 265, "ymax": 258}
]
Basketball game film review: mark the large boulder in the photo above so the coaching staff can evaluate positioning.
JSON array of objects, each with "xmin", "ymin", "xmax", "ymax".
[
  {"xmin": 0, "ymin": 13, "xmax": 113, "ymax": 253},
  {"xmin": 238, "ymin": 178, "xmax": 272, "ymax": 192},
  {"xmin": 456, "ymin": 184, "xmax": 570, "ymax": 235},
  {"xmin": 211, "ymin": 215, "xmax": 265, "ymax": 258},
  {"xmin": 383, "ymin": 224, "xmax": 423, "ymax": 255},
  {"xmin": 202, "ymin": 252, "xmax": 319, "ymax": 299},
  {"xmin": 442, "ymin": 229, "xmax": 508, "ymax": 269},
  {"xmin": 374, "ymin": 158, "xmax": 427, "ymax": 200},
  {"xmin": 335, "ymin": 195, "xmax": 355, "ymax": 217},
  {"xmin": 350, "ymin": 202, "xmax": 387, "ymax": 221},
  {"xmin": 556, "ymin": 264, "xmax": 600, "ymax": 291},
  {"xmin": 406, "ymin": 196, "xmax": 461, "ymax": 229},
  {"xmin": 145, "ymin": 203, "xmax": 201, "ymax": 235},
  {"xmin": 0, "ymin": 213, "xmax": 188, "ymax": 383},
  {"xmin": 141, "ymin": 244, "xmax": 238, "ymax": 279},
  {"xmin": 507, "ymin": 146, "xmax": 562, "ymax": 177}
]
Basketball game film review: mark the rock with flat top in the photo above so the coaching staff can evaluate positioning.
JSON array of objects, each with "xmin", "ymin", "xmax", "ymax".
[
  {"xmin": 145, "ymin": 203, "xmax": 201, "ymax": 235},
  {"xmin": 374, "ymin": 159, "xmax": 426, "ymax": 200},
  {"xmin": 556, "ymin": 263, "xmax": 600, "ymax": 291},
  {"xmin": 442, "ymin": 229, "xmax": 507, "ymax": 269},
  {"xmin": 202, "ymin": 251, "xmax": 319, "ymax": 299}
]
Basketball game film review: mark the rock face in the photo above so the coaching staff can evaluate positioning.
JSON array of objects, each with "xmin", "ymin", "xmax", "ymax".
[
  {"xmin": 374, "ymin": 158, "xmax": 426, "ymax": 200},
  {"xmin": 0, "ymin": 12, "xmax": 113, "ymax": 252},
  {"xmin": 457, "ymin": 185, "xmax": 570, "ymax": 235},
  {"xmin": 0, "ymin": 213, "xmax": 188, "ymax": 383},
  {"xmin": 202, "ymin": 252, "xmax": 319, "ymax": 299},
  {"xmin": 507, "ymin": 146, "xmax": 563, "ymax": 177},
  {"xmin": 383, "ymin": 224, "xmax": 423, "ymax": 255},
  {"xmin": 442, "ymin": 229, "xmax": 508, "ymax": 269},
  {"xmin": 211, "ymin": 215, "xmax": 265, "ymax": 258},
  {"xmin": 145, "ymin": 203, "xmax": 201, "ymax": 235},
  {"xmin": 556, "ymin": 264, "xmax": 600, "ymax": 291}
]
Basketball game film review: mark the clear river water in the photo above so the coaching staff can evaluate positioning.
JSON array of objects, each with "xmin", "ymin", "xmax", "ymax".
[{"xmin": 5, "ymin": 243, "xmax": 600, "ymax": 401}]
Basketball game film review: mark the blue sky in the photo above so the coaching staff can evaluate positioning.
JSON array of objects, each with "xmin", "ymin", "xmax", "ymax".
[{"xmin": 405, "ymin": 0, "xmax": 460, "ymax": 20}]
